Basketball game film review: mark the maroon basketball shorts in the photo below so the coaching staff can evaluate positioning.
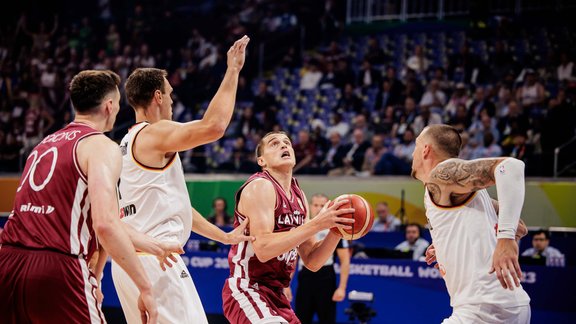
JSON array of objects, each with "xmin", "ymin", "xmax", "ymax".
[
  {"xmin": 223, "ymin": 277, "xmax": 300, "ymax": 324},
  {"xmin": 0, "ymin": 245, "xmax": 105, "ymax": 324}
]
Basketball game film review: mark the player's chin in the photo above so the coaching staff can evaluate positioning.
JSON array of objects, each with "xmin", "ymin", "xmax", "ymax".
[{"xmin": 410, "ymin": 168, "xmax": 417, "ymax": 180}]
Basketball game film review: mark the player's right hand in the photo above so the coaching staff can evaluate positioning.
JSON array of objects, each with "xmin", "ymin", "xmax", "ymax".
[
  {"xmin": 425, "ymin": 244, "xmax": 439, "ymax": 269},
  {"xmin": 137, "ymin": 290, "xmax": 158, "ymax": 324},
  {"xmin": 156, "ymin": 241, "xmax": 184, "ymax": 271},
  {"xmin": 313, "ymin": 199, "xmax": 355, "ymax": 231},
  {"xmin": 227, "ymin": 35, "xmax": 250, "ymax": 71}
]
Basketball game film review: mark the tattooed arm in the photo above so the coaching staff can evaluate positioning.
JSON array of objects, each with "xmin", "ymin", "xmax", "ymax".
[{"xmin": 430, "ymin": 157, "xmax": 527, "ymax": 290}]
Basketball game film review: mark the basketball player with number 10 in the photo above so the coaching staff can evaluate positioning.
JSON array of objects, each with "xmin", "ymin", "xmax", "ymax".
[{"xmin": 222, "ymin": 131, "xmax": 356, "ymax": 324}]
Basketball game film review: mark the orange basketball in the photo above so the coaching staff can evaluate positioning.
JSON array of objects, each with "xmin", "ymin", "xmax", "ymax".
[{"xmin": 329, "ymin": 194, "xmax": 374, "ymax": 240}]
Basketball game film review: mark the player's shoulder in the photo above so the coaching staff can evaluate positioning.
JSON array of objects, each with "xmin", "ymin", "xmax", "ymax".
[
  {"xmin": 79, "ymin": 134, "xmax": 120, "ymax": 156},
  {"xmin": 244, "ymin": 177, "xmax": 275, "ymax": 194}
]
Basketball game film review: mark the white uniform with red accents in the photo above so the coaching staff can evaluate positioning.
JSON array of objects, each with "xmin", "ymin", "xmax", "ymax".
[
  {"xmin": 111, "ymin": 122, "xmax": 207, "ymax": 324},
  {"xmin": 424, "ymin": 188, "xmax": 531, "ymax": 323}
]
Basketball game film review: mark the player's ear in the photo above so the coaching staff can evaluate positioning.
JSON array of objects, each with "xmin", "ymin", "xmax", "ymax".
[
  {"xmin": 422, "ymin": 144, "xmax": 431, "ymax": 158},
  {"xmin": 257, "ymin": 156, "xmax": 266, "ymax": 167}
]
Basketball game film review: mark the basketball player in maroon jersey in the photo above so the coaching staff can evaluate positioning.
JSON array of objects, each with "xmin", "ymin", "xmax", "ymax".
[
  {"xmin": 0, "ymin": 70, "xmax": 159, "ymax": 323},
  {"xmin": 222, "ymin": 131, "xmax": 355, "ymax": 324}
]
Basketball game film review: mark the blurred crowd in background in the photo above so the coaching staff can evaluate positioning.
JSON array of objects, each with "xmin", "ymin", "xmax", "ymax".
[{"xmin": 0, "ymin": 0, "xmax": 575, "ymax": 176}]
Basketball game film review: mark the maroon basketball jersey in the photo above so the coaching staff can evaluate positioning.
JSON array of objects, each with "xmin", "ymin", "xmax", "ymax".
[
  {"xmin": 1, "ymin": 122, "xmax": 102, "ymax": 259},
  {"xmin": 228, "ymin": 170, "xmax": 308, "ymax": 289}
]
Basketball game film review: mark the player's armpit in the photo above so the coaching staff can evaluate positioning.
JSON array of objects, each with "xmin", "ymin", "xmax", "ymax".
[{"xmin": 429, "ymin": 158, "xmax": 505, "ymax": 194}]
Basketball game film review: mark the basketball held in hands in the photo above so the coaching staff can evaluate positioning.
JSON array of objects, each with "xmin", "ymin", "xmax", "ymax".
[{"xmin": 329, "ymin": 194, "xmax": 374, "ymax": 240}]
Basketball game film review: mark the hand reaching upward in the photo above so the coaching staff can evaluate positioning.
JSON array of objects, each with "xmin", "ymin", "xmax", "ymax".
[{"xmin": 227, "ymin": 35, "xmax": 250, "ymax": 71}]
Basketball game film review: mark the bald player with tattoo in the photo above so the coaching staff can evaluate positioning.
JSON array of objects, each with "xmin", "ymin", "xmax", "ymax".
[{"xmin": 411, "ymin": 124, "xmax": 530, "ymax": 324}]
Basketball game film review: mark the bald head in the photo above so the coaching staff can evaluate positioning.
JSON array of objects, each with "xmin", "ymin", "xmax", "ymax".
[{"xmin": 421, "ymin": 125, "xmax": 462, "ymax": 158}]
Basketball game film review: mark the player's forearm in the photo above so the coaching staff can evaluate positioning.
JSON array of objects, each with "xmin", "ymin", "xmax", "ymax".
[
  {"xmin": 494, "ymin": 158, "xmax": 525, "ymax": 239},
  {"xmin": 253, "ymin": 221, "xmax": 324, "ymax": 263},
  {"xmin": 337, "ymin": 249, "xmax": 350, "ymax": 290},
  {"xmin": 201, "ymin": 67, "xmax": 240, "ymax": 135},
  {"xmin": 93, "ymin": 248, "xmax": 108, "ymax": 282},
  {"xmin": 300, "ymin": 232, "xmax": 341, "ymax": 272},
  {"xmin": 122, "ymin": 222, "xmax": 164, "ymax": 256},
  {"xmin": 95, "ymin": 219, "xmax": 152, "ymax": 293},
  {"xmin": 191, "ymin": 208, "xmax": 227, "ymax": 243}
]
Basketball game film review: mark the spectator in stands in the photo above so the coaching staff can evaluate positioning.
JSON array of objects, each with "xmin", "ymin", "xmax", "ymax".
[
  {"xmin": 208, "ymin": 197, "xmax": 233, "ymax": 227},
  {"xmin": 392, "ymin": 97, "xmax": 418, "ymax": 141},
  {"xmin": 325, "ymin": 111, "xmax": 350, "ymax": 138},
  {"xmin": 371, "ymin": 202, "xmax": 401, "ymax": 232},
  {"xmin": 419, "ymin": 79, "xmax": 447, "ymax": 115},
  {"xmin": 357, "ymin": 59, "xmax": 382, "ymax": 90},
  {"xmin": 375, "ymin": 79, "xmax": 394, "ymax": 112},
  {"xmin": 231, "ymin": 105, "xmax": 262, "ymax": 140},
  {"xmin": 300, "ymin": 59, "xmax": 323, "ymax": 91},
  {"xmin": 405, "ymin": 44, "xmax": 430, "ymax": 78},
  {"xmin": 319, "ymin": 61, "xmax": 337, "ymax": 89},
  {"xmin": 361, "ymin": 133, "xmax": 388, "ymax": 175},
  {"xmin": 448, "ymin": 103, "xmax": 473, "ymax": 129},
  {"xmin": 320, "ymin": 130, "xmax": 347, "ymax": 174},
  {"xmin": 220, "ymin": 136, "xmax": 259, "ymax": 174},
  {"xmin": 468, "ymin": 86, "xmax": 497, "ymax": 121},
  {"xmin": 412, "ymin": 105, "xmax": 443, "ymax": 136},
  {"xmin": 364, "ymin": 36, "xmax": 387, "ymax": 66},
  {"xmin": 503, "ymin": 131, "xmax": 534, "ymax": 165},
  {"xmin": 351, "ymin": 114, "xmax": 373, "ymax": 140},
  {"xmin": 328, "ymin": 128, "xmax": 370, "ymax": 176},
  {"xmin": 252, "ymin": 81, "xmax": 279, "ymax": 132},
  {"xmin": 458, "ymin": 131, "xmax": 475, "ymax": 160},
  {"xmin": 471, "ymin": 131, "xmax": 503, "ymax": 159},
  {"xmin": 445, "ymin": 83, "xmax": 470, "ymax": 118},
  {"xmin": 293, "ymin": 129, "xmax": 319, "ymax": 174},
  {"xmin": 336, "ymin": 83, "xmax": 363, "ymax": 114},
  {"xmin": 557, "ymin": 51, "xmax": 574, "ymax": 82},
  {"xmin": 375, "ymin": 128, "xmax": 415, "ymax": 175},
  {"xmin": 515, "ymin": 69, "xmax": 546, "ymax": 112},
  {"xmin": 497, "ymin": 100, "xmax": 530, "ymax": 145},
  {"xmin": 384, "ymin": 66, "xmax": 405, "ymax": 105},
  {"xmin": 333, "ymin": 59, "xmax": 356, "ymax": 91},
  {"xmin": 469, "ymin": 110, "xmax": 500, "ymax": 144},
  {"xmin": 395, "ymin": 223, "xmax": 430, "ymax": 261},
  {"xmin": 448, "ymin": 43, "xmax": 483, "ymax": 84},
  {"xmin": 521, "ymin": 229, "xmax": 564, "ymax": 261}
]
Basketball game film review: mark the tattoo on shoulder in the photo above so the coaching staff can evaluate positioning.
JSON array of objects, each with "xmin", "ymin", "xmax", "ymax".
[
  {"xmin": 426, "ymin": 183, "xmax": 442, "ymax": 202},
  {"xmin": 431, "ymin": 159, "xmax": 499, "ymax": 191}
]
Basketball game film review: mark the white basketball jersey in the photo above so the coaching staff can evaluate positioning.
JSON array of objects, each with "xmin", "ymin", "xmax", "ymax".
[
  {"xmin": 118, "ymin": 122, "xmax": 192, "ymax": 247},
  {"xmin": 425, "ymin": 189, "xmax": 530, "ymax": 308}
]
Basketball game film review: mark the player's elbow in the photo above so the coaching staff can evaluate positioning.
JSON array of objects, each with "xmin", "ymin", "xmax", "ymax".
[
  {"xmin": 203, "ymin": 118, "xmax": 227, "ymax": 140},
  {"xmin": 304, "ymin": 261, "xmax": 322, "ymax": 272},
  {"xmin": 93, "ymin": 220, "xmax": 116, "ymax": 240},
  {"xmin": 253, "ymin": 244, "xmax": 274, "ymax": 263}
]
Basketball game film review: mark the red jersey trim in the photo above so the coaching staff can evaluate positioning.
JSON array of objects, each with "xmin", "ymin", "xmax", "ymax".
[{"xmin": 130, "ymin": 124, "xmax": 178, "ymax": 172}]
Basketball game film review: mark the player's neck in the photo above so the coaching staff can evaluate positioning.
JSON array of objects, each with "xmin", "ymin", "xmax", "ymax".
[
  {"xmin": 266, "ymin": 168, "xmax": 292, "ymax": 193},
  {"xmin": 73, "ymin": 116, "xmax": 103, "ymax": 132},
  {"xmin": 135, "ymin": 107, "xmax": 160, "ymax": 123}
]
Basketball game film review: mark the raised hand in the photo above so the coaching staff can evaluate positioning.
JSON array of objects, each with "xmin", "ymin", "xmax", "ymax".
[{"xmin": 227, "ymin": 35, "xmax": 250, "ymax": 71}]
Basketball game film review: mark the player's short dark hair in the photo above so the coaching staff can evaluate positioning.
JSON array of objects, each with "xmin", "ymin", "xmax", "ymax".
[
  {"xmin": 255, "ymin": 131, "xmax": 290, "ymax": 158},
  {"xmin": 125, "ymin": 68, "xmax": 168, "ymax": 108},
  {"xmin": 424, "ymin": 124, "xmax": 462, "ymax": 158},
  {"xmin": 69, "ymin": 70, "xmax": 120, "ymax": 113}
]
